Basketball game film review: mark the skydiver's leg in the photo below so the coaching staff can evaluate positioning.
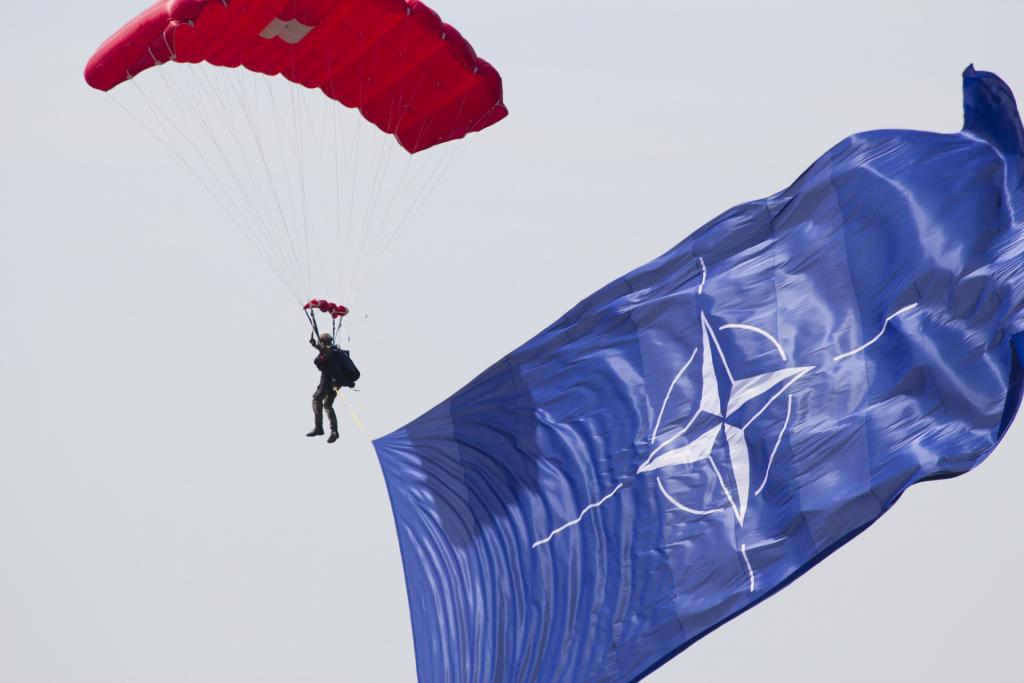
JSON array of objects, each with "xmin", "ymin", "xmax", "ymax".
[
  {"xmin": 324, "ymin": 389, "xmax": 339, "ymax": 443},
  {"xmin": 307, "ymin": 382, "xmax": 328, "ymax": 437},
  {"xmin": 312, "ymin": 392, "xmax": 324, "ymax": 429}
]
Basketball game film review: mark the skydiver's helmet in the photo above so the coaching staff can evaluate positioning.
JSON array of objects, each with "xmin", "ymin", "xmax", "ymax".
[{"xmin": 319, "ymin": 332, "xmax": 333, "ymax": 345}]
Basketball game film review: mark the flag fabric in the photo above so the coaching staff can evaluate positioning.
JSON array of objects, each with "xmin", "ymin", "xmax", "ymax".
[{"xmin": 373, "ymin": 66, "xmax": 1024, "ymax": 683}]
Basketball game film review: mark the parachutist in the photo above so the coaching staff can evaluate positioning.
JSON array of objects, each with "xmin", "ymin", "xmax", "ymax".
[
  {"xmin": 309, "ymin": 332, "xmax": 340, "ymax": 443},
  {"xmin": 307, "ymin": 330, "xmax": 360, "ymax": 443}
]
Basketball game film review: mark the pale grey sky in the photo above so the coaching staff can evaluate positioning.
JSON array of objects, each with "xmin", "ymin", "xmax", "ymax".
[{"xmin": 2, "ymin": 1, "xmax": 1023, "ymax": 681}]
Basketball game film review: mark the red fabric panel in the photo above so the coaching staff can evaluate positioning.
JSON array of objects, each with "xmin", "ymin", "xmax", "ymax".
[{"xmin": 85, "ymin": 0, "xmax": 507, "ymax": 152}]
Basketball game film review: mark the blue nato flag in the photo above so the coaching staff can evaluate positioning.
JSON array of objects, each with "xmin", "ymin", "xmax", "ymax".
[{"xmin": 373, "ymin": 66, "xmax": 1024, "ymax": 683}]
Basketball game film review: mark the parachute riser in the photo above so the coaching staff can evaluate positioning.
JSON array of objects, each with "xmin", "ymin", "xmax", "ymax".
[
  {"xmin": 305, "ymin": 308, "xmax": 321, "ymax": 338},
  {"xmin": 304, "ymin": 299, "xmax": 349, "ymax": 342}
]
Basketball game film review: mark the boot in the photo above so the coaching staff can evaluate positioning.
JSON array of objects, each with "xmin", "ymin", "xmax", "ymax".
[
  {"xmin": 327, "ymin": 431, "xmax": 339, "ymax": 444},
  {"xmin": 307, "ymin": 427, "xmax": 325, "ymax": 437}
]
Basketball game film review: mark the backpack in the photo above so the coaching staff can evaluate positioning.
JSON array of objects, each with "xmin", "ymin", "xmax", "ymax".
[{"xmin": 329, "ymin": 348, "xmax": 361, "ymax": 388}]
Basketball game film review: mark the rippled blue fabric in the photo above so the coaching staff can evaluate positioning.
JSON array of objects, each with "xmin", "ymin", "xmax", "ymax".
[{"xmin": 374, "ymin": 66, "xmax": 1024, "ymax": 683}]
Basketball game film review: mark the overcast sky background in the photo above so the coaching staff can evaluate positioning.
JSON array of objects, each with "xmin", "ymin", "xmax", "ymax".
[{"xmin": 2, "ymin": 1, "xmax": 1024, "ymax": 681}]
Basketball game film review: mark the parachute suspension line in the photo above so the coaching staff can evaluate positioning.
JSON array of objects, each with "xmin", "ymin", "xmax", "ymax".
[
  {"xmin": 395, "ymin": 104, "xmax": 493, "ymax": 249},
  {"xmin": 356, "ymin": 20, "xmax": 421, "ymax": 265},
  {"xmin": 259, "ymin": 74, "xmax": 307, "ymax": 285},
  {"xmin": 105, "ymin": 90, "xmax": 289, "ymax": 299},
  {"xmin": 336, "ymin": 83, "xmax": 355, "ymax": 304},
  {"xmin": 198, "ymin": 66, "xmax": 296, "ymax": 274},
  {"xmin": 195, "ymin": 68, "xmax": 307, "ymax": 296},
  {"xmin": 351, "ymin": 117, "xmax": 392, "ymax": 298},
  {"xmin": 304, "ymin": 307, "xmax": 320, "ymax": 338},
  {"xmin": 196, "ymin": 64, "xmax": 342, "ymax": 305},
  {"xmin": 162, "ymin": 66, "xmax": 304, "ymax": 293},
  {"xmin": 341, "ymin": 65, "xmax": 366, "ymax": 305},
  {"xmin": 114, "ymin": 79, "xmax": 305, "ymax": 303},
  {"xmin": 244, "ymin": 66, "xmax": 311, "ymax": 299},
  {"xmin": 349, "ymin": 152, "xmax": 447, "ymax": 296},
  {"xmin": 152, "ymin": 66, "xmax": 304, "ymax": 296},
  {"xmin": 348, "ymin": 6, "xmax": 394, "ymax": 286},
  {"xmin": 347, "ymin": 137, "xmax": 439, "ymax": 295},
  {"xmin": 202, "ymin": 74, "xmax": 307, "ymax": 302},
  {"xmin": 345, "ymin": 26, "xmax": 445, "ymax": 304},
  {"xmin": 436, "ymin": 99, "xmax": 493, "ymax": 182},
  {"xmin": 356, "ymin": 13, "xmax": 413, "ymax": 261},
  {"xmin": 327, "ymin": 75, "xmax": 346, "ymax": 303},
  {"xmin": 289, "ymin": 73, "xmax": 313, "ymax": 299},
  {"xmin": 212, "ymin": 70, "xmax": 299, "ymax": 290},
  {"xmin": 299, "ymin": 83, "xmax": 323, "ymax": 294},
  {"xmin": 250, "ymin": 72, "xmax": 307, "ymax": 296},
  {"xmin": 360, "ymin": 36, "xmax": 427, "ymax": 261},
  {"xmin": 376, "ymin": 107, "xmax": 456, "ymax": 245},
  {"xmin": 302, "ymin": 304, "xmax": 344, "ymax": 346},
  {"xmin": 368, "ymin": 150, "xmax": 414, "ymax": 243},
  {"xmin": 346, "ymin": 22, "xmax": 393, "ymax": 305},
  {"xmin": 317, "ymin": 82, "xmax": 332, "ymax": 163},
  {"xmin": 358, "ymin": 126, "xmax": 396, "ymax": 256},
  {"xmin": 400, "ymin": 97, "xmax": 498, "ymax": 236},
  {"xmin": 385, "ymin": 102, "xmax": 467, "ymax": 245},
  {"xmin": 332, "ymin": 4, "xmax": 409, "ymax": 309},
  {"xmin": 350, "ymin": 97, "xmax": 493, "ymax": 298}
]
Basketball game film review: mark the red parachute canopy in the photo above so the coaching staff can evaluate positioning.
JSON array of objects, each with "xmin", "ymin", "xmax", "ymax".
[
  {"xmin": 84, "ymin": 0, "xmax": 507, "ymax": 153},
  {"xmin": 304, "ymin": 299, "xmax": 350, "ymax": 319}
]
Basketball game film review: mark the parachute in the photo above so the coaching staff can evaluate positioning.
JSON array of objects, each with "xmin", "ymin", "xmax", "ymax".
[{"xmin": 85, "ymin": 0, "xmax": 507, "ymax": 323}]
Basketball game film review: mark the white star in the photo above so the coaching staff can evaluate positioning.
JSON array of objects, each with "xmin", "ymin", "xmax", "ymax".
[{"xmin": 638, "ymin": 313, "xmax": 811, "ymax": 523}]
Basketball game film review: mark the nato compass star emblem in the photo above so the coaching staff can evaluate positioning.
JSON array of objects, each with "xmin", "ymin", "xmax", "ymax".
[
  {"xmin": 638, "ymin": 312, "xmax": 811, "ymax": 526},
  {"xmin": 531, "ymin": 256, "xmax": 919, "ymax": 593}
]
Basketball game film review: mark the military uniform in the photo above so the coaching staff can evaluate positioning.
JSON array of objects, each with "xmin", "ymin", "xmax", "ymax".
[{"xmin": 312, "ymin": 343, "xmax": 339, "ymax": 435}]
